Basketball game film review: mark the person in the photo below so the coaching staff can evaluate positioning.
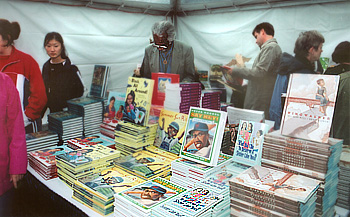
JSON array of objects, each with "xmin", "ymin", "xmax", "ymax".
[
  {"xmin": 0, "ymin": 72, "xmax": 27, "ymax": 216},
  {"xmin": 224, "ymin": 22, "xmax": 282, "ymax": 119},
  {"xmin": 325, "ymin": 41, "xmax": 350, "ymax": 146},
  {"xmin": 137, "ymin": 20, "xmax": 197, "ymax": 82},
  {"xmin": 0, "ymin": 19, "xmax": 47, "ymax": 133},
  {"xmin": 315, "ymin": 78, "xmax": 329, "ymax": 115},
  {"xmin": 159, "ymin": 118, "xmax": 184, "ymax": 151},
  {"xmin": 124, "ymin": 185, "xmax": 169, "ymax": 206},
  {"xmin": 115, "ymin": 105, "xmax": 123, "ymax": 120},
  {"xmin": 269, "ymin": 30, "xmax": 324, "ymax": 130},
  {"xmin": 42, "ymin": 32, "xmax": 84, "ymax": 114},
  {"xmin": 123, "ymin": 90, "xmax": 137, "ymax": 122},
  {"xmin": 104, "ymin": 96, "xmax": 116, "ymax": 119},
  {"xmin": 183, "ymin": 122, "xmax": 212, "ymax": 158}
]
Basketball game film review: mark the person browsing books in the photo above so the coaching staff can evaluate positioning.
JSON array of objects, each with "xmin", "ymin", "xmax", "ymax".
[
  {"xmin": 0, "ymin": 72, "xmax": 27, "ymax": 216},
  {"xmin": 224, "ymin": 22, "xmax": 282, "ymax": 120},
  {"xmin": 0, "ymin": 19, "xmax": 47, "ymax": 133},
  {"xmin": 42, "ymin": 32, "xmax": 84, "ymax": 114},
  {"xmin": 136, "ymin": 20, "xmax": 197, "ymax": 82},
  {"xmin": 269, "ymin": 30, "xmax": 324, "ymax": 130}
]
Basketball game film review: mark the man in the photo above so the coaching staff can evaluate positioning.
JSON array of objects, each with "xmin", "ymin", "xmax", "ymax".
[
  {"xmin": 225, "ymin": 22, "xmax": 282, "ymax": 119},
  {"xmin": 125, "ymin": 185, "xmax": 167, "ymax": 206},
  {"xmin": 183, "ymin": 122, "xmax": 212, "ymax": 158},
  {"xmin": 269, "ymin": 30, "xmax": 324, "ymax": 130},
  {"xmin": 137, "ymin": 20, "xmax": 197, "ymax": 82}
]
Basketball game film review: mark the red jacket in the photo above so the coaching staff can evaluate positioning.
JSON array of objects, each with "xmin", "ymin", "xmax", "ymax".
[{"xmin": 0, "ymin": 47, "xmax": 47, "ymax": 120}]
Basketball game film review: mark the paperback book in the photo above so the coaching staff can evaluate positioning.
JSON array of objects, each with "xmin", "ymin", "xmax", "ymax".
[
  {"xmin": 151, "ymin": 72, "xmax": 179, "ymax": 106},
  {"xmin": 103, "ymin": 91, "xmax": 126, "ymax": 122}
]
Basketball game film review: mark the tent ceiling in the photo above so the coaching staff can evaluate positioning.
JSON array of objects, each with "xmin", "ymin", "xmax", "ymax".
[{"xmin": 19, "ymin": 0, "xmax": 349, "ymax": 16}]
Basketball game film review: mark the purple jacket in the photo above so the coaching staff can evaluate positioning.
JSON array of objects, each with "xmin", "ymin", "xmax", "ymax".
[{"xmin": 0, "ymin": 72, "xmax": 27, "ymax": 196}]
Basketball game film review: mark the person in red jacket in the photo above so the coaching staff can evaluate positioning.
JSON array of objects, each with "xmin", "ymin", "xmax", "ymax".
[{"xmin": 0, "ymin": 19, "xmax": 47, "ymax": 133}]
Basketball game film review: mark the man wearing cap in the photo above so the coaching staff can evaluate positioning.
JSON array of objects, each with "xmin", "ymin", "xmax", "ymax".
[
  {"xmin": 125, "ymin": 185, "xmax": 167, "ymax": 206},
  {"xmin": 159, "ymin": 118, "xmax": 184, "ymax": 151},
  {"xmin": 325, "ymin": 41, "xmax": 350, "ymax": 146},
  {"xmin": 184, "ymin": 122, "xmax": 212, "ymax": 158}
]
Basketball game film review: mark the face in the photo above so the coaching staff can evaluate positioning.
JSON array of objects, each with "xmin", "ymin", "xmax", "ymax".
[
  {"xmin": 309, "ymin": 43, "xmax": 323, "ymax": 62},
  {"xmin": 248, "ymin": 123, "xmax": 252, "ymax": 131},
  {"xmin": 127, "ymin": 94, "xmax": 133, "ymax": 105},
  {"xmin": 45, "ymin": 39, "xmax": 63, "ymax": 60},
  {"xmin": 254, "ymin": 30, "xmax": 265, "ymax": 48},
  {"xmin": 109, "ymin": 99, "xmax": 115, "ymax": 107},
  {"xmin": 141, "ymin": 189, "xmax": 162, "ymax": 200},
  {"xmin": 168, "ymin": 126, "xmax": 178, "ymax": 137},
  {"xmin": 192, "ymin": 130, "xmax": 209, "ymax": 150},
  {"xmin": 153, "ymin": 33, "xmax": 169, "ymax": 51},
  {"xmin": 0, "ymin": 35, "xmax": 10, "ymax": 55},
  {"xmin": 319, "ymin": 80, "xmax": 325, "ymax": 86}
]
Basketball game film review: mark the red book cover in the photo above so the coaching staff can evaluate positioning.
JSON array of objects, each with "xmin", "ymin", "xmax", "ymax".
[{"xmin": 151, "ymin": 72, "xmax": 180, "ymax": 106}]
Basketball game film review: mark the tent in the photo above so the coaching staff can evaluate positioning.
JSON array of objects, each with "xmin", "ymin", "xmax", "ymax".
[{"xmin": 1, "ymin": 0, "xmax": 349, "ymax": 96}]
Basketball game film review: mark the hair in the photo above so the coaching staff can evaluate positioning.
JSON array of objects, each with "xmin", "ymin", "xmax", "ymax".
[
  {"xmin": 43, "ymin": 32, "xmax": 68, "ymax": 59},
  {"xmin": 252, "ymin": 22, "xmax": 275, "ymax": 37},
  {"xmin": 151, "ymin": 20, "xmax": 176, "ymax": 42},
  {"xmin": 126, "ymin": 90, "xmax": 135, "ymax": 105},
  {"xmin": 110, "ymin": 96, "xmax": 116, "ymax": 102},
  {"xmin": 0, "ymin": 19, "xmax": 21, "ymax": 46},
  {"xmin": 257, "ymin": 130, "xmax": 263, "ymax": 136},
  {"xmin": 294, "ymin": 30, "xmax": 325, "ymax": 57},
  {"xmin": 332, "ymin": 41, "xmax": 350, "ymax": 64}
]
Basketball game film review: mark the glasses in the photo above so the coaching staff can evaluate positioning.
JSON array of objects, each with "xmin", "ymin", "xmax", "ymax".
[
  {"xmin": 152, "ymin": 43, "xmax": 168, "ymax": 50},
  {"xmin": 192, "ymin": 132, "xmax": 205, "ymax": 138}
]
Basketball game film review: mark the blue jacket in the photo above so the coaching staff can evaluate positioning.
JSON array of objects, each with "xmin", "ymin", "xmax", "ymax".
[{"xmin": 269, "ymin": 53, "xmax": 315, "ymax": 129}]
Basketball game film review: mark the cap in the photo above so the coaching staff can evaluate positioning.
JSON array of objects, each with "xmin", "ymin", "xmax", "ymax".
[
  {"xmin": 189, "ymin": 122, "xmax": 209, "ymax": 135},
  {"xmin": 142, "ymin": 185, "xmax": 166, "ymax": 194},
  {"xmin": 169, "ymin": 121, "xmax": 180, "ymax": 131}
]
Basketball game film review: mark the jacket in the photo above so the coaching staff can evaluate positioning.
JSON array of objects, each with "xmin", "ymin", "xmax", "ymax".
[
  {"xmin": 0, "ymin": 46, "xmax": 47, "ymax": 121},
  {"xmin": 269, "ymin": 53, "xmax": 315, "ymax": 130},
  {"xmin": 42, "ymin": 58, "xmax": 84, "ymax": 113},
  {"xmin": 231, "ymin": 38, "xmax": 282, "ymax": 119},
  {"xmin": 0, "ymin": 72, "xmax": 27, "ymax": 196}
]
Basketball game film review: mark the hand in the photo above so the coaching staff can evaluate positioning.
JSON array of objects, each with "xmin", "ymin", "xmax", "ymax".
[
  {"xmin": 133, "ymin": 68, "xmax": 140, "ymax": 76},
  {"xmin": 221, "ymin": 65, "xmax": 233, "ymax": 75},
  {"xmin": 10, "ymin": 174, "xmax": 25, "ymax": 189}
]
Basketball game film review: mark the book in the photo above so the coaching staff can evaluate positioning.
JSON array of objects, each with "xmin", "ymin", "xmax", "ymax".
[
  {"xmin": 153, "ymin": 109, "xmax": 188, "ymax": 154},
  {"xmin": 103, "ymin": 91, "xmax": 125, "ymax": 121},
  {"xmin": 280, "ymin": 74, "xmax": 340, "ymax": 143},
  {"xmin": 151, "ymin": 73, "xmax": 180, "ymax": 106},
  {"xmin": 180, "ymin": 107, "xmax": 227, "ymax": 166},
  {"xmin": 89, "ymin": 65, "xmax": 110, "ymax": 98},
  {"xmin": 122, "ymin": 77, "xmax": 154, "ymax": 126},
  {"xmin": 232, "ymin": 120, "xmax": 268, "ymax": 167}
]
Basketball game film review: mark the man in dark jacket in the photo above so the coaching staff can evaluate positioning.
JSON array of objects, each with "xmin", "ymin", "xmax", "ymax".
[{"xmin": 269, "ymin": 30, "xmax": 325, "ymax": 130}]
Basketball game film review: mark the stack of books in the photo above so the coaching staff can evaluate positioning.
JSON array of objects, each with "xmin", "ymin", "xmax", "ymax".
[
  {"xmin": 163, "ymin": 82, "xmax": 201, "ymax": 114},
  {"xmin": 170, "ymin": 153, "xmax": 232, "ymax": 189},
  {"xmin": 229, "ymin": 165, "xmax": 321, "ymax": 217},
  {"xmin": 261, "ymin": 131, "xmax": 343, "ymax": 217},
  {"xmin": 66, "ymin": 133, "xmax": 115, "ymax": 150},
  {"xmin": 114, "ymin": 121, "xmax": 157, "ymax": 156},
  {"xmin": 201, "ymin": 89, "xmax": 221, "ymax": 111},
  {"xmin": 48, "ymin": 111, "xmax": 83, "ymax": 143},
  {"xmin": 55, "ymin": 144, "xmax": 120, "ymax": 189},
  {"xmin": 25, "ymin": 130, "xmax": 59, "ymax": 152},
  {"xmin": 72, "ymin": 166, "xmax": 144, "ymax": 216},
  {"xmin": 337, "ymin": 147, "xmax": 350, "ymax": 210},
  {"xmin": 100, "ymin": 118, "xmax": 118, "ymax": 139},
  {"xmin": 67, "ymin": 96, "xmax": 104, "ymax": 136},
  {"xmin": 114, "ymin": 177, "xmax": 187, "ymax": 217},
  {"xmin": 152, "ymin": 187, "xmax": 223, "ymax": 217},
  {"xmin": 28, "ymin": 145, "xmax": 73, "ymax": 180}
]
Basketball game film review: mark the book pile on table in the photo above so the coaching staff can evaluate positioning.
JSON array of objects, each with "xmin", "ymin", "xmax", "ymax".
[
  {"xmin": 337, "ymin": 147, "xmax": 350, "ymax": 210},
  {"xmin": 48, "ymin": 111, "xmax": 83, "ymax": 143},
  {"xmin": 261, "ymin": 131, "xmax": 343, "ymax": 217},
  {"xmin": 114, "ymin": 177, "xmax": 187, "ymax": 217},
  {"xmin": 229, "ymin": 165, "xmax": 321, "ymax": 217},
  {"xmin": 66, "ymin": 133, "xmax": 115, "ymax": 150},
  {"xmin": 201, "ymin": 89, "xmax": 221, "ymax": 111},
  {"xmin": 163, "ymin": 82, "xmax": 201, "ymax": 114},
  {"xmin": 55, "ymin": 144, "xmax": 120, "ymax": 189},
  {"xmin": 67, "ymin": 96, "xmax": 104, "ymax": 136},
  {"xmin": 170, "ymin": 153, "xmax": 233, "ymax": 189},
  {"xmin": 100, "ymin": 118, "xmax": 118, "ymax": 139},
  {"xmin": 152, "ymin": 187, "xmax": 223, "ymax": 217},
  {"xmin": 28, "ymin": 145, "xmax": 73, "ymax": 180},
  {"xmin": 26, "ymin": 130, "xmax": 59, "ymax": 152},
  {"xmin": 72, "ymin": 166, "xmax": 144, "ymax": 216},
  {"xmin": 114, "ymin": 121, "xmax": 157, "ymax": 156},
  {"xmin": 113, "ymin": 146, "xmax": 176, "ymax": 181},
  {"xmin": 195, "ymin": 162, "xmax": 250, "ymax": 217}
]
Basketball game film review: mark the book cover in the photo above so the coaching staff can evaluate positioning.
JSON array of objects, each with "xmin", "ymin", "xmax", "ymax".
[
  {"xmin": 180, "ymin": 107, "xmax": 227, "ymax": 166},
  {"xmin": 280, "ymin": 74, "xmax": 340, "ymax": 143},
  {"xmin": 29, "ymin": 145, "xmax": 73, "ymax": 168},
  {"xmin": 89, "ymin": 65, "xmax": 110, "ymax": 98},
  {"xmin": 153, "ymin": 109, "xmax": 188, "ymax": 154},
  {"xmin": 232, "ymin": 120, "xmax": 268, "ymax": 167},
  {"xmin": 103, "ymin": 91, "xmax": 126, "ymax": 123},
  {"xmin": 151, "ymin": 73, "xmax": 179, "ymax": 106},
  {"xmin": 67, "ymin": 96, "xmax": 103, "ymax": 107},
  {"xmin": 117, "ymin": 177, "xmax": 187, "ymax": 211},
  {"xmin": 48, "ymin": 111, "xmax": 82, "ymax": 122},
  {"xmin": 122, "ymin": 77, "xmax": 154, "ymax": 126}
]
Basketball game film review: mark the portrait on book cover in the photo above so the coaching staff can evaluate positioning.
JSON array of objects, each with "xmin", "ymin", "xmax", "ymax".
[
  {"xmin": 122, "ymin": 89, "xmax": 146, "ymax": 125},
  {"xmin": 104, "ymin": 91, "xmax": 125, "ymax": 122}
]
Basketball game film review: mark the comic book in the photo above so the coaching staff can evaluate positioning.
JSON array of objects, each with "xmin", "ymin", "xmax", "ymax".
[
  {"xmin": 180, "ymin": 107, "xmax": 227, "ymax": 166},
  {"xmin": 280, "ymin": 74, "xmax": 340, "ymax": 143},
  {"xmin": 153, "ymin": 109, "xmax": 188, "ymax": 154},
  {"xmin": 89, "ymin": 65, "xmax": 110, "ymax": 98},
  {"xmin": 122, "ymin": 77, "xmax": 154, "ymax": 126},
  {"xmin": 151, "ymin": 72, "xmax": 179, "ymax": 106},
  {"xmin": 232, "ymin": 120, "xmax": 268, "ymax": 167}
]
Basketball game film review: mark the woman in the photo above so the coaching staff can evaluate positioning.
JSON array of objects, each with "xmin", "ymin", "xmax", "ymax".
[
  {"xmin": 42, "ymin": 32, "xmax": 84, "ymax": 114},
  {"xmin": 0, "ymin": 19, "xmax": 47, "ymax": 133}
]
